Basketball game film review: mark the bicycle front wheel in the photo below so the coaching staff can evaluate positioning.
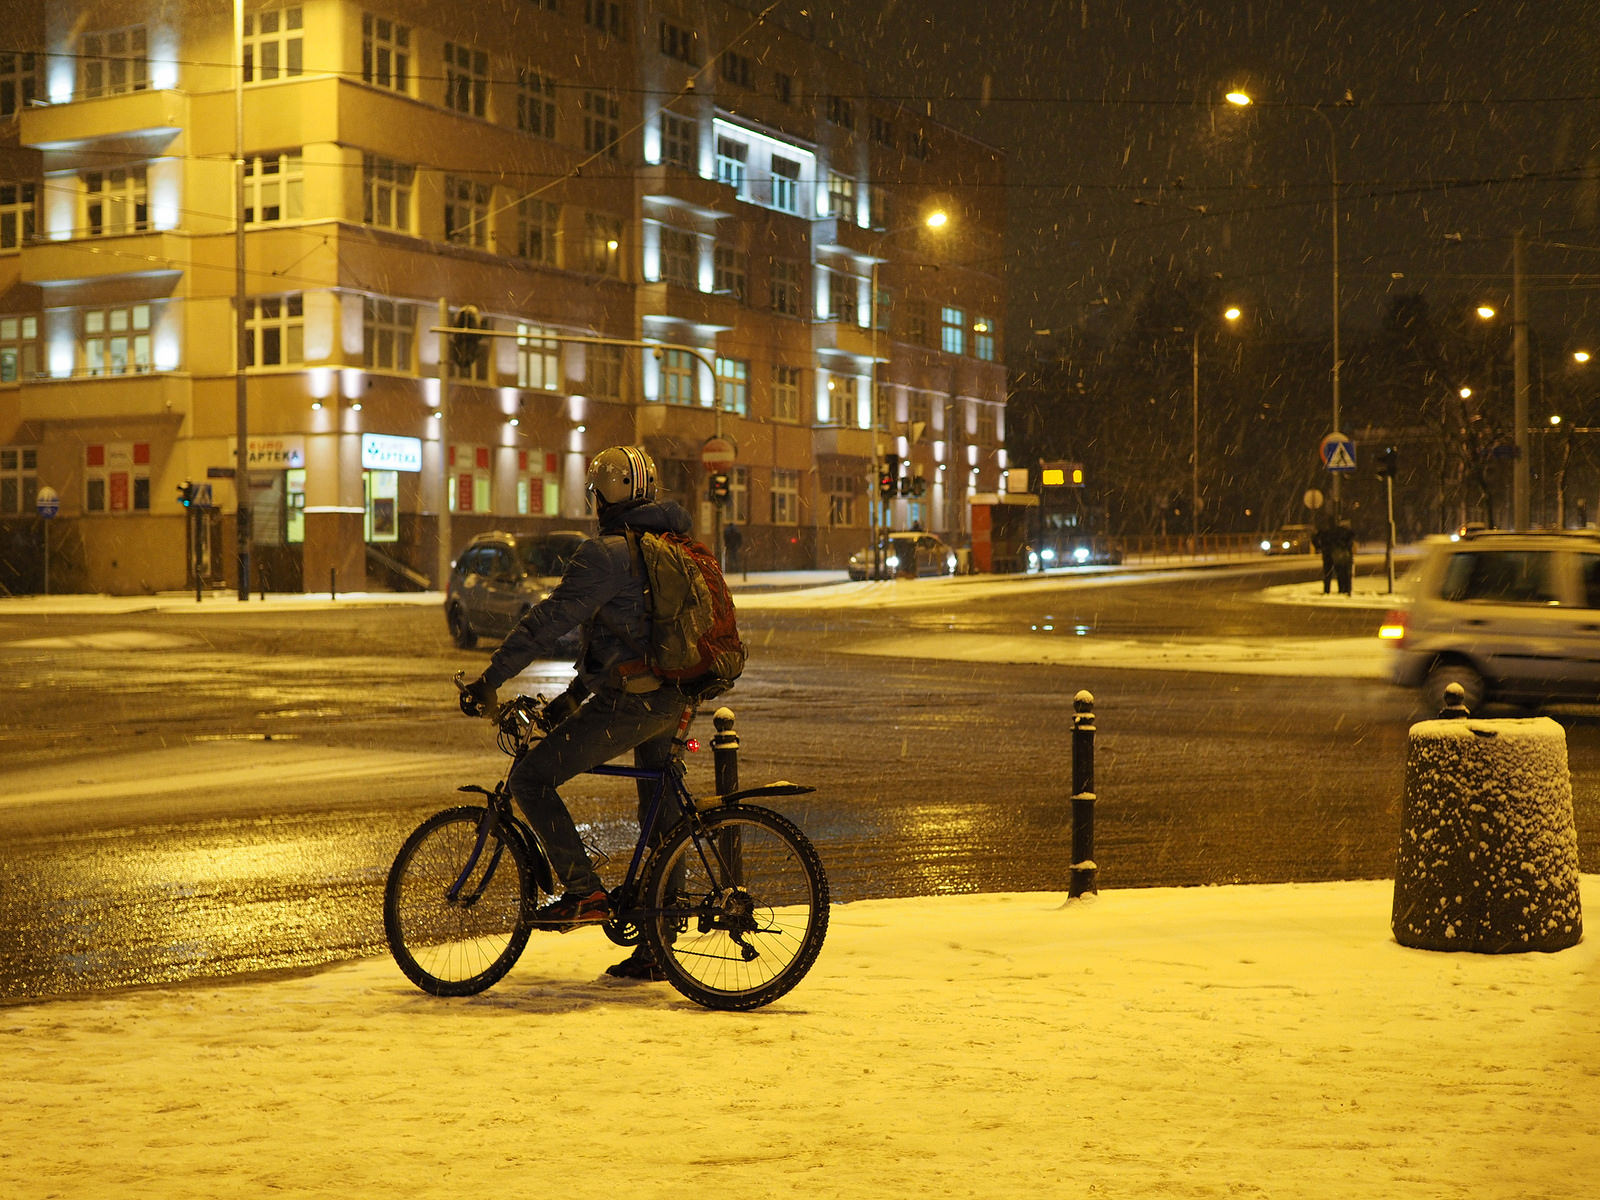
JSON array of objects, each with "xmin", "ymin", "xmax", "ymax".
[
  {"xmin": 642, "ymin": 804, "xmax": 829, "ymax": 1011},
  {"xmin": 384, "ymin": 805, "xmax": 534, "ymax": 997}
]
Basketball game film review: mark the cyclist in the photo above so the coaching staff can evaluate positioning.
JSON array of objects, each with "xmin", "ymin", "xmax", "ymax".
[{"xmin": 460, "ymin": 445, "xmax": 688, "ymax": 981}]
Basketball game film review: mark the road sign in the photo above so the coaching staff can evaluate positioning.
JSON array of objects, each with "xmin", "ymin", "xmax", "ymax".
[
  {"xmin": 193, "ymin": 483, "xmax": 214, "ymax": 507},
  {"xmin": 1303, "ymin": 488, "xmax": 1325, "ymax": 510},
  {"xmin": 207, "ymin": 466, "xmax": 236, "ymax": 479},
  {"xmin": 1319, "ymin": 432, "xmax": 1357, "ymax": 473},
  {"xmin": 700, "ymin": 435, "xmax": 737, "ymax": 469},
  {"xmin": 35, "ymin": 486, "xmax": 59, "ymax": 518}
]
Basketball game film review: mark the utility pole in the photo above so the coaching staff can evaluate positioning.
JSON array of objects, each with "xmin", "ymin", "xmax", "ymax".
[
  {"xmin": 435, "ymin": 298, "xmax": 452, "ymax": 590},
  {"xmin": 233, "ymin": 0, "xmax": 251, "ymax": 599},
  {"xmin": 1512, "ymin": 229, "xmax": 1531, "ymax": 530}
]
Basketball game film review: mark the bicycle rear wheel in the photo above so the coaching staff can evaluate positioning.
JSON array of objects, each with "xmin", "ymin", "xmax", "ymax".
[
  {"xmin": 384, "ymin": 805, "xmax": 534, "ymax": 996},
  {"xmin": 642, "ymin": 804, "xmax": 829, "ymax": 1011}
]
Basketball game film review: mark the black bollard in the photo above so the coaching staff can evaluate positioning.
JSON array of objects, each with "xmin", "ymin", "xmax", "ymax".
[
  {"xmin": 712, "ymin": 706, "xmax": 739, "ymax": 798},
  {"xmin": 1069, "ymin": 690, "xmax": 1098, "ymax": 898},
  {"xmin": 1438, "ymin": 681, "xmax": 1470, "ymax": 719}
]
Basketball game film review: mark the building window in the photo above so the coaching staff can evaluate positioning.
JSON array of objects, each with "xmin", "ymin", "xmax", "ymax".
[
  {"xmin": 0, "ymin": 315, "xmax": 38, "ymax": 382},
  {"xmin": 363, "ymin": 155, "xmax": 414, "ymax": 231},
  {"xmin": 246, "ymin": 295, "xmax": 304, "ymax": 366},
  {"xmin": 975, "ymin": 404, "xmax": 998, "ymax": 446},
  {"xmin": 1, "ymin": 183, "xmax": 36, "ymax": 249},
  {"xmin": 827, "ymin": 268, "xmax": 858, "ymax": 324},
  {"xmin": 824, "ymin": 375, "xmax": 857, "ymax": 426},
  {"xmin": 910, "ymin": 129, "xmax": 932, "ymax": 161},
  {"xmin": 774, "ymin": 72, "xmax": 793, "ymax": 106},
  {"xmin": 444, "ymin": 176, "xmax": 492, "ymax": 248},
  {"xmin": 907, "ymin": 299, "xmax": 930, "ymax": 346},
  {"xmin": 0, "ymin": 446, "xmax": 39, "ymax": 515},
  {"xmin": 83, "ymin": 305, "xmax": 152, "ymax": 376},
  {"xmin": 720, "ymin": 51, "xmax": 752, "ymax": 89},
  {"xmin": 715, "ymin": 356, "xmax": 748, "ymax": 416},
  {"xmin": 361, "ymin": 14, "xmax": 410, "ymax": 94},
  {"xmin": 244, "ymin": 152, "xmax": 303, "ymax": 223},
  {"xmin": 826, "ymin": 95, "xmax": 854, "ymax": 130},
  {"xmin": 586, "ymin": 343, "xmax": 623, "ymax": 400},
  {"xmin": 244, "ymin": 8, "xmax": 303, "ymax": 83},
  {"xmin": 84, "ymin": 442, "xmax": 151, "ymax": 514},
  {"xmin": 79, "ymin": 27, "xmax": 148, "ymax": 99},
  {"xmin": 869, "ymin": 114, "xmax": 894, "ymax": 147},
  {"xmin": 770, "ymin": 259, "xmax": 803, "ymax": 317},
  {"xmin": 713, "ymin": 245, "xmax": 746, "ymax": 300},
  {"xmin": 909, "ymin": 391, "xmax": 932, "ymax": 430},
  {"xmin": 827, "ymin": 474, "xmax": 859, "ymax": 526},
  {"xmin": 516, "ymin": 449, "xmax": 560, "ymax": 516},
  {"xmin": 1, "ymin": 52, "xmax": 39, "ymax": 116},
  {"xmin": 660, "ymin": 348, "xmax": 696, "ymax": 405},
  {"xmin": 874, "ymin": 381, "xmax": 891, "ymax": 430},
  {"xmin": 772, "ymin": 364, "xmax": 801, "ymax": 422},
  {"xmin": 727, "ymin": 466, "xmax": 749, "ymax": 523},
  {"xmin": 583, "ymin": 90, "xmax": 620, "ymax": 157},
  {"xmin": 716, "ymin": 137, "xmax": 748, "ymax": 196},
  {"xmin": 448, "ymin": 445, "xmax": 491, "ymax": 514},
  {"xmin": 581, "ymin": 212, "xmax": 623, "ymax": 275},
  {"xmin": 974, "ymin": 316, "xmax": 997, "ymax": 362},
  {"xmin": 443, "ymin": 42, "xmax": 488, "ymax": 116},
  {"xmin": 516, "ymin": 69, "xmax": 558, "ymax": 138},
  {"xmin": 770, "ymin": 156, "xmax": 800, "ymax": 214},
  {"xmin": 661, "ymin": 111, "xmax": 696, "ymax": 167},
  {"xmin": 84, "ymin": 168, "xmax": 149, "ymax": 236},
  {"xmin": 659, "ymin": 20, "xmax": 699, "ymax": 65},
  {"xmin": 659, "ymin": 227, "xmax": 697, "ymax": 289},
  {"xmin": 941, "ymin": 305, "xmax": 966, "ymax": 355},
  {"xmin": 584, "ymin": 0, "xmax": 621, "ymax": 37},
  {"xmin": 515, "ymin": 197, "xmax": 559, "ymax": 265},
  {"xmin": 516, "ymin": 324, "xmax": 560, "ymax": 390},
  {"xmin": 363, "ymin": 297, "xmax": 414, "ymax": 371},
  {"xmin": 826, "ymin": 170, "xmax": 856, "ymax": 222},
  {"xmin": 771, "ymin": 469, "xmax": 800, "ymax": 525}
]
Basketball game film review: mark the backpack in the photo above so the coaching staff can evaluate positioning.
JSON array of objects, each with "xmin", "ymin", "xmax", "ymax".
[{"xmin": 625, "ymin": 529, "xmax": 746, "ymax": 699}]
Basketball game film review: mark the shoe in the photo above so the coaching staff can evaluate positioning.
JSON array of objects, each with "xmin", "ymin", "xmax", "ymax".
[
  {"xmin": 529, "ymin": 889, "xmax": 610, "ymax": 930},
  {"xmin": 604, "ymin": 947, "xmax": 667, "ymax": 982}
]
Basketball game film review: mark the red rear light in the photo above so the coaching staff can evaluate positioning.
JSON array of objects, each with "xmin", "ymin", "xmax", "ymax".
[{"xmin": 686, "ymin": 738, "xmax": 700, "ymax": 752}]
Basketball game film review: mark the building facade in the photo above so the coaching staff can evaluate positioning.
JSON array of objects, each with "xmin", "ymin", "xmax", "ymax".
[{"xmin": 0, "ymin": 0, "xmax": 1007, "ymax": 595}]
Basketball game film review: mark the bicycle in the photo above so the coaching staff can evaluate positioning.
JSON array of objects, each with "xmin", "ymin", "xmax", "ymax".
[{"xmin": 383, "ymin": 675, "xmax": 830, "ymax": 1011}]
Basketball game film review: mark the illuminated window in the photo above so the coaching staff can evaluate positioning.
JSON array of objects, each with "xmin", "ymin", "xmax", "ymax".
[
  {"xmin": 824, "ymin": 375, "xmax": 858, "ymax": 426},
  {"xmin": 0, "ymin": 315, "xmax": 38, "ymax": 382},
  {"xmin": 659, "ymin": 349, "xmax": 696, "ymax": 405},
  {"xmin": 244, "ymin": 8, "xmax": 303, "ymax": 83},
  {"xmin": 941, "ymin": 305, "xmax": 966, "ymax": 355},
  {"xmin": 515, "ymin": 198, "xmax": 559, "ymax": 265},
  {"xmin": 516, "ymin": 69, "xmax": 557, "ymax": 139},
  {"xmin": 516, "ymin": 324, "xmax": 560, "ymax": 390},
  {"xmin": 0, "ymin": 446, "xmax": 38, "ymax": 515},
  {"xmin": 244, "ymin": 152, "xmax": 303, "ymax": 223},
  {"xmin": 581, "ymin": 212, "xmax": 623, "ymax": 275},
  {"xmin": 362, "ymin": 154, "xmax": 413, "ymax": 232},
  {"xmin": 772, "ymin": 364, "xmax": 801, "ymax": 422},
  {"xmin": 715, "ymin": 356, "xmax": 748, "ymax": 416},
  {"xmin": 84, "ymin": 442, "xmax": 152, "ymax": 513},
  {"xmin": 974, "ymin": 316, "xmax": 997, "ymax": 362},
  {"xmin": 362, "ymin": 297, "xmax": 414, "ymax": 372},
  {"xmin": 0, "ymin": 183, "xmax": 36, "ymax": 249},
  {"xmin": 361, "ymin": 14, "xmax": 410, "ymax": 94},
  {"xmin": 516, "ymin": 449, "xmax": 560, "ymax": 516},
  {"xmin": 444, "ymin": 176, "xmax": 491, "ymax": 248},
  {"xmin": 245, "ymin": 295, "xmax": 304, "ymax": 367},
  {"xmin": 443, "ymin": 42, "xmax": 487, "ymax": 117},
  {"xmin": 770, "ymin": 157, "xmax": 800, "ymax": 214},
  {"xmin": 79, "ymin": 27, "xmax": 148, "ymax": 99},
  {"xmin": 448, "ymin": 445, "xmax": 491, "ymax": 514},
  {"xmin": 83, "ymin": 168, "xmax": 149, "ymax": 236},
  {"xmin": 826, "ymin": 170, "xmax": 855, "ymax": 221},
  {"xmin": 771, "ymin": 469, "xmax": 799, "ymax": 525},
  {"xmin": 582, "ymin": 90, "xmax": 620, "ymax": 157},
  {"xmin": 0, "ymin": 52, "xmax": 39, "ymax": 116},
  {"xmin": 82, "ymin": 304, "xmax": 152, "ymax": 376},
  {"xmin": 716, "ymin": 137, "xmax": 748, "ymax": 196}
]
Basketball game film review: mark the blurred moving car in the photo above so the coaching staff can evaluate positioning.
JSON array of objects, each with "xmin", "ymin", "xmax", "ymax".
[
  {"xmin": 1026, "ymin": 536, "xmax": 1124, "ymax": 571},
  {"xmin": 1383, "ymin": 528, "xmax": 1600, "ymax": 711},
  {"xmin": 1260, "ymin": 524, "xmax": 1316, "ymax": 555},
  {"xmin": 847, "ymin": 532, "xmax": 959, "ymax": 580},
  {"xmin": 445, "ymin": 529, "xmax": 588, "ymax": 649}
]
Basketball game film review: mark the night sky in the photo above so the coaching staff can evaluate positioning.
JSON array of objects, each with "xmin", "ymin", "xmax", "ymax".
[{"xmin": 825, "ymin": 0, "xmax": 1600, "ymax": 350}]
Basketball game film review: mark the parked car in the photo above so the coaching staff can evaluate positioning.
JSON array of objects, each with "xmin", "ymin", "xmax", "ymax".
[
  {"xmin": 1260, "ymin": 524, "xmax": 1316, "ymax": 555},
  {"xmin": 445, "ymin": 529, "xmax": 588, "ymax": 650},
  {"xmin": 847, "ymin": 532, "xmax": 959, "ymax": 580},
  {"xmin": 1384, "ymin": 529, "xmax": 1600, "ymax": 711}
]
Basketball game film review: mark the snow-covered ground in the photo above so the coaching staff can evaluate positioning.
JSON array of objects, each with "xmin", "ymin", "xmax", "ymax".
[{"xmin": 4, "ymin": 879, "xmax": 1594, "ymax": 1200}]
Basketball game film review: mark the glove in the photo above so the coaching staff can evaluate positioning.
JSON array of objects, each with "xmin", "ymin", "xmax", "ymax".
[
  {"xmin": 459, "ymin": 675, "xmax": 498, "ymax": 717},
  {"xmin": 541, "ymin": 690, "xmax": 581, "ymax": 730}
]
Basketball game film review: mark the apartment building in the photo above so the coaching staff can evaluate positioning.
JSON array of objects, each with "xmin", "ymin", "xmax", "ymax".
[{"xmin": 0, "ymin": 0, "xmax": 1007, "ymax": 595}]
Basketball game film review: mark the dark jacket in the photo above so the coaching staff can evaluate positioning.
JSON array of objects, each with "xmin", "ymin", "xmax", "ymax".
[{"xmin": 481, "ymin": 499, "xmax": 694, "ymax": 693}]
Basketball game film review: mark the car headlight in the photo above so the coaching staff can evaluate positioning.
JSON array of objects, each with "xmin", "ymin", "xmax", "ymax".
[
  {"xmin": 1072, "ymin": 546, "xmax": 1090, "ymax": 564},
  {"xmin": 885, "ymin": 554, "xmax": 900, "ymax": 570},
  {"xmin": 1260, "ymin": 539, "xmax": 1271, "ymax": 551},
  {"xmin": 1027, "ymin": 551, "xmax": 1039, "ymax": 568},
  {"xmin": 1041, "ymin": 548, "xmax": 1057, "ymax": 563},
  {"xmin": 947, "ymin": 554, "xmax": 957, "ymax": 571}
]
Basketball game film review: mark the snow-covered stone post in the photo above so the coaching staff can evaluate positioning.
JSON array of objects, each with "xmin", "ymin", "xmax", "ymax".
[
  {"xmin": 1069, "ymin": 690, "xmax": 1098, "ymax": 898},
  {"xmin": 712, "ymin": 706, "xmax": 739, "ymax": 799},
  {"xmin": 1393, "ymin": 716, "xmax": 1583, "ymax": 953}
]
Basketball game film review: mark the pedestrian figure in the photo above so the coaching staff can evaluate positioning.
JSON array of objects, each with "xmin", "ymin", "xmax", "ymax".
[
  {"xmin": 722, "ymin": 522, "xmax": 743, "ymax": 575},
  {"xmin": 1314, "ymin": 519, "xmax": 1356, "ymax": 595}
]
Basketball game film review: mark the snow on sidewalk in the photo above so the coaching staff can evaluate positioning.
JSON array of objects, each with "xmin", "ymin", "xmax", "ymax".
[{"xmin": 5, "ymin": 879, "xmax": 1596, "ymax": 1200}]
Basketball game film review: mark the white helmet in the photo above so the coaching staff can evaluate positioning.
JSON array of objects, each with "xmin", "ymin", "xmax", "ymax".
[{"xmin": 587, "ymin": 445, "xmax": 658, "ymax": 507}]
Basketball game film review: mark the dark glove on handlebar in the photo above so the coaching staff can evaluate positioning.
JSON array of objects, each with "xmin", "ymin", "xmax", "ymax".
[
  {"xmin": 542, "ymin": 690, "xmax": 580, "ymax": 730},
  {"xmin": 459, "ymin": 675, "xmax": 497, "ymax": 717}
]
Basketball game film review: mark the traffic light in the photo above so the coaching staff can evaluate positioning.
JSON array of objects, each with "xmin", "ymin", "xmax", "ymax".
[
  {"xmin": 1377, "ymin": 446, "xmax": 1398, "ymax": 479},
  {"xmin": 449, "ymin": 304, "xmax": 485, "ymax": 371},
  {"xmin": 709, "ymin": 472, "xmax": 730, "ymax": 501},
  {"xmin": 176, "ymin": 481, "xmax": 195, "ymax": 507},
  {"xmin": 879, "ymin": 454, "xmax": 900, "ymax": 498}
]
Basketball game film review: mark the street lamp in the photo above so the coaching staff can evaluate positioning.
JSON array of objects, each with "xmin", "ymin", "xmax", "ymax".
[
  {"xmin": 1226, "ymin": 90, "xmax": 1343, "ymax": 513},
  {"xmin": 868, "ymin": 208, "xmax": 949, "ymax": 578},
  {"xmin": 1190, "ymin": 306, "xmax": 1242, "ymax": 555}
]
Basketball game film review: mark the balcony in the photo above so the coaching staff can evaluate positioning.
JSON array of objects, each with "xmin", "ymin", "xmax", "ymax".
[
  {"xmin": 811, "ymin": 318, "xmax": 878, "ymax": 362},
  {"xmin": 811, "ymin": 217, "xmax": 880, "ymax": 258},
  {"xmin": 637, "ymin": 164, "xmax": 736, "ymax": 219},
  {"xmin": 811, "ymin": 425, "xmax": 875, "ymax": 460},
  {"xmin": 21, "ymin": 90, "xmax": 187, "ymax": 152},
  {"xmin": 21, "ymin": 231, "xmax": 188, "ymax": 286},
  {"xmin": 636, "ymin": 281, "xmax": 739, "ymax": 332},
  {"xmin": 20, "ymin": 370, "xmax": 188, "ymax": 425}
]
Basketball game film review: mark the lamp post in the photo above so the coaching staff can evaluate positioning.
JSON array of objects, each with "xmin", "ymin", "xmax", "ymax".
[
  {"xmin": 233, "ymin": 0, "xmax": 252, "ymax": 599},
  {"xmin": 1189, "ymin": 306, "xmax": 1242, "ymax": 556},
  {"xmin": 868, "ymin": 208, "xmax": 948, "ymax": 579},
  {"xmin": 1227, "ymin": 91, "xmax": 1343, "ymax": 514}
]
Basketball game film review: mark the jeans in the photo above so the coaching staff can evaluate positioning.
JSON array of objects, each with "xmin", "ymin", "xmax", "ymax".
[{"xmin": 508, "ymin": 685, "xmax": 687, "ymax": 895}]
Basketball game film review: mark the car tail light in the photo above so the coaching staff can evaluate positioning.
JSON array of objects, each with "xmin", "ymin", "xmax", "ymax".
[{"xmin": 1377, "ymin": 610, "xmax": 1408, "ymax": 645}]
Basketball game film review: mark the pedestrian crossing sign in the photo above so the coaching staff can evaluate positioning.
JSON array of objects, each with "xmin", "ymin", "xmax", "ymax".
[{"xmin": 1319, "ymin": 433, "xmax": 1357, "ymax": 473}]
